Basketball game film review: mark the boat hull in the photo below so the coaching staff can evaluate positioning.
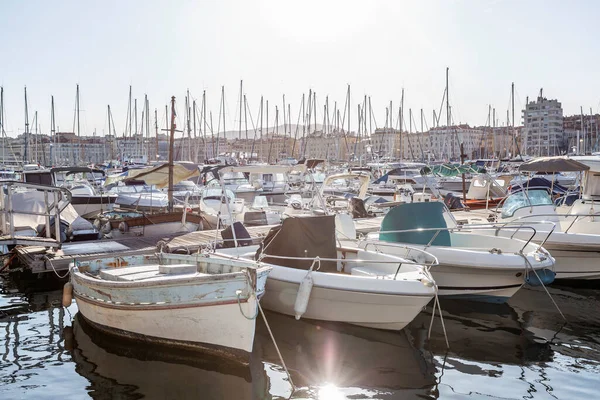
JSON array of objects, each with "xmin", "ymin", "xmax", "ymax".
[
  {"xmin": 261, "ymin": 277, "xmax": 432, "ymax": 330},
  {"xmin": 74, "ymin": 293, "xmax": 259, "ymax": 360},
  {"xmin": 72, "ymin": 195, "xmax": 117, "ymax": 218},
  {"xmin": 542, "ymin": 246, "xmax": 600, "ymax": 280}
]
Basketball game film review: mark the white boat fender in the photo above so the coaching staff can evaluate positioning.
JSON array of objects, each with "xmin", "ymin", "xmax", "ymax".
[{"xmin": 294, "ymin": 271, "xmax": 314, "ymax": 320}]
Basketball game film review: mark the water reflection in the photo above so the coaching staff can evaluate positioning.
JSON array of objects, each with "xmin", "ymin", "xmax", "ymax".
[
  {"xmin": 70, "ymin": 313, "xmax": 271, "ymax": 399},
  {"xmin": 255, "ymin": 311, "xmax": 437, "ymax": 399},
  {"xmin": 1, "ymin": 278, "xmax": 600, "ymax": 400}
]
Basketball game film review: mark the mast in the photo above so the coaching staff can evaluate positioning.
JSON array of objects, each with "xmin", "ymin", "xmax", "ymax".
[
  {"xmin": 24, "ymin": 86, "xmax": 29, "ymax": 164},
  {"xmin": 186, "ymin": 89, "xmax": 191, "ymax": 161},
  {"xmin": 134, "ymin": 98, "xmax": 138, "ymax": 159},
  {"xmin": 282, "ymin": 94, "xmax": 287, "ymax": 155},
  {"xmin": 445, "ymin": 67, "xmax": 452, "ymax": 159},
  {"xmin": 168, "ymin": 96, "xmax": 176, "ymax": 211},
  {"xmin": 0, "ymin": 87, "xmax": 4, "ymax": 164},
  {"xmin": 146, "ymin": 95, "xmax": 150, "ymax": 161},
  {"xmin": 128, "ymin": 86, "xmax": 132, "ymax": 138},
  {"xmin": 51, "ymin": 96, "xmax": 56, "ymax": 166},
  {"xmin": 33, "ymin": 112, "xmax": 38, "ymax": 163},
  {"xmin": 511, "ymin": 82, "xmax": 515, "ymax": 157},
  {"xmin": 155, "ymin": 108, "xmax": 159, "ymax": 161},
  {"xmin": 193, "ymin": 100, "xmax": 197, "ymax": 162},
  {"xmin": 238, "ymin": 80, "xmax": 243, "ymax": 140}
]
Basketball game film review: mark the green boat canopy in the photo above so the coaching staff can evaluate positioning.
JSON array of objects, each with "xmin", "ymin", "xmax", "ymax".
[{"xmin": 420, "ymin": 164, "xmax": 486, "ymax": 177}]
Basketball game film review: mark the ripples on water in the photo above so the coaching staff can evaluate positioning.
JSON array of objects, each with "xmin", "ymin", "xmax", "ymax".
[{"xmin": 1, "ymin": 276, "xmax": 599, "ymax": 399}]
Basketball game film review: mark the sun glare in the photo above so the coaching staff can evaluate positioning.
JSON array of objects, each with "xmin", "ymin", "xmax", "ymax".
[
  {"xmin": 259, "ymin": 0, "xmax": 374, "ymax": 43},
  {"xmin": 318, "ymin": 383, "xmax": 345, "ymax": 400}
]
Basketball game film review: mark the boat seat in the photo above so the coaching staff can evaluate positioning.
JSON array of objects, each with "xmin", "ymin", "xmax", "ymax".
[{"xmin": 99, "ymin": 264, "xmax": 199, "ymax": 282}]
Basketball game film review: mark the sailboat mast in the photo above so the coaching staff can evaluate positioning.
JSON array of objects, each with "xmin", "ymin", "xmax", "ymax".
[
  {"xmin": 154, "ymin": 108, "xmax": 159, "ymax": 161},
  {"xmin": 77, "ymin": 84, "xmax": 82, "ymax": 164},
  {"xmin": 238, "ymin": 80, "xmax": 243, "ymax": 140},
  {"xmin": 24, "ymin": 86, "xmax": 29, "ymax": 164},
  {"xmin": 168, "ymin": 96, "xmax": 176, "ymax": 210},
  {"xmin": 193, "ymin": 100, "xmax": 197, "ymax": 163},
  {"xmin": 1, "ymin": 88, "xmax": 6, "ymax": 164}
]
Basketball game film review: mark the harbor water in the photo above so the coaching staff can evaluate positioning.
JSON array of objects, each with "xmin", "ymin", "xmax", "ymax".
[{"xmin": 1, "ymin": 277, "xmax": 599, "ymax": 399}]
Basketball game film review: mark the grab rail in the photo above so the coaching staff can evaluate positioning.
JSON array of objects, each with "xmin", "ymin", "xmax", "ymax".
[{"xmin": 370, "ymin": 224, "xmax": 540, "ymax": 254}]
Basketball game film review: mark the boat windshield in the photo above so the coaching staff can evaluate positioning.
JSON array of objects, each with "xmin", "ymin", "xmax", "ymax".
[
  {"xmin": 221, "ymin": 172, "xmax": 249, "ymax": 185},
  {"xmin": 501, "ymin": 189, "xmax": 553, "ymax": 218}
]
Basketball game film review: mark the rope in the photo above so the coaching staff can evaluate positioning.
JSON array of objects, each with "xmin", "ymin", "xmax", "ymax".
[
  {"xmin": 520, "ymin": 251, "xmax": 566, "ymax": 321},
  {"xmin": 257, "ymin": 300, "xmax": 296, "ymax": 394},
  {"xmin": 427, "ymin": 284, "xmax": 450, "ymax": 349},
  {"xmin": 236, "ymin": 291, "xmax": 259, "ymax": 320},
  {"xmin": 44, "ymin": 255, "xmax": 71, "ymax": 279}
]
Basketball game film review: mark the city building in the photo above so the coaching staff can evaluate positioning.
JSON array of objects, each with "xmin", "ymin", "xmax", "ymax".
[{"xmin": 522, "ymin": 92, "xmax": 564, "ymax": 156}]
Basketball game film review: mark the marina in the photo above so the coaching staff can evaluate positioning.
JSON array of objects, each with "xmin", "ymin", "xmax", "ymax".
[{"xmin": 2, "ymin": 1, "xmax": 600, "ymax": 399}]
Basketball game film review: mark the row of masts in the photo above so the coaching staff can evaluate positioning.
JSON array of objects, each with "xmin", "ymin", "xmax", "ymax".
[{"xmin": 0, "ymin": 73, "xmax": 596, "ymax": 166}]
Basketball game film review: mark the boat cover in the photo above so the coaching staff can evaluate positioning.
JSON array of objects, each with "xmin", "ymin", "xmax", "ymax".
[
  {"xmin": 105, "ymin": 163, "xmax": 199, "ymax": 188},
  {"xmin": 519, "ymin": 156, "xmax": 589, "ymax": 172},
  {"xmin": 379, "ymin": 202, "xmax": 451, "ymax": 246},
  {"xmin": 256, "ymin": 216, "xmax": 338, "ymax": 272}
]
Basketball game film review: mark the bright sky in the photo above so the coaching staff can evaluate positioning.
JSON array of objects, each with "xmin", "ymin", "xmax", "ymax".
[{"xmin": 1, "ymin": 0, "xmax": 599, "ymax": 137}]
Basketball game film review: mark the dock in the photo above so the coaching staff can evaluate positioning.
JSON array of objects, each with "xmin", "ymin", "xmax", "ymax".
[{"xmin": 12, "ymin": 216, "xmax": 386, "ymax": 275}]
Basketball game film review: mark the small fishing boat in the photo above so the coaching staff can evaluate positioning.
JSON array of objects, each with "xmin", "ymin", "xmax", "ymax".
[
  {"xmin": 217, "ymin": 215, "xmax": 436, "ymax": 331},
  {"xmin": 67, "ymin": 252, "xmax": 271, "ymax": 361},
  {"xmin": 344, "ymin": 201, "xmax": 556, "ymax": 303}
]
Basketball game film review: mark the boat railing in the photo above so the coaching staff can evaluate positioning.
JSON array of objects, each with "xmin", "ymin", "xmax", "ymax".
[
  {"xmin": 358, "ymin": 242, "xmax": 439, "ymax": 267},
  {"xmin": 254, "ymin": 253, "xmax": 436, "ymax": 281},
  {"xmin": 373, "ymin": 223, "xmax": 542, "ymax": 254},
  {"xmin": 0, "ymin": 180, "xmax": 72, "ymax": 248},
  {"xmin": 493, "ymin": 211, "xmax": 599, "ymax": 234}
]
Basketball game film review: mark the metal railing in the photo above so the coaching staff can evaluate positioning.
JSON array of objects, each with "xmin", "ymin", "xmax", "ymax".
[
  {"xmin": 0, "ymin": 181, "xmax": 72, "ymax": 247},
  {"xmin": 368, "ymin": 223, "xmax": 542, "ymax": 254}
]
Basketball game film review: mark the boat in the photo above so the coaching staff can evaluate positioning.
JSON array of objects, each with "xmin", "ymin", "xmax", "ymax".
[
  {"xmin": 482, "ymin": 156, "xmax": 600, "ymax": 280},
  {"xmin": 68, "ymin": 252, "xmax": 271, "ymax": 360},
  {"xmin": 23, "ymin": 167, "xmax": 117, "ymax": 219},
  {"xmin": 93, "ymin": 209, "xmax": 205, "ymax": 238},
  {"xmin": 343, "ymin": 201, "xmax": 556, "ymax": 303},
  {"xmin": 216, "ymin": 215, "xmax": 436, "ymax": 331}
]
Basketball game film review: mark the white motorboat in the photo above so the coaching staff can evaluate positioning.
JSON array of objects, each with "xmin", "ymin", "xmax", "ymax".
[
  {"xmin": 216, "ymin": 215, "xmax": 436, "ymax": 331},
  {"xmin": 110, "ymin": 184, "xmax": 170, "ymax": 211},
  {"xmin": 342, "ymin": 202, "xmax": 556, "ymax": 303},
  {"xmin": 481, "ymin": 156, "xmax": 600, "ymax": 280},
  {"xmin": 68, "ymin": 252, "xmax": 271, "ymax": 361}
]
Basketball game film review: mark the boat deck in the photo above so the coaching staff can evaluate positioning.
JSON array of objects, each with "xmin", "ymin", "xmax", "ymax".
[{"xmin": 14, "ymin": 216, "xmax": 387, "ymax": 275}]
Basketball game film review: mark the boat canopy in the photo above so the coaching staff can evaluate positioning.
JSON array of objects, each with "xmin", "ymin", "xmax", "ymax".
[
  {"xmin": 519, "ymin": 156, "xmax": 590, "ymax": 173},
  {"xmin": 256, "ymin": 216, "xmax": 338, "ymax": 272},
  {"xmin": 379, "ymin": 202, "xmax": 451, "ymax": 247},
  {"xmin": 104, "ymin": 163, "xmax": 199, "ymax": 188},
  {"xmin": 420, "ymin": 164, "xmax": 485, "ymax": 177}
]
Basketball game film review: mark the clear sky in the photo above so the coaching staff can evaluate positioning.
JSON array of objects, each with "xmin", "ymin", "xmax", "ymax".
[{"xmin": 1, "ymin": 0, "xmax": 599, "ymax": 138}]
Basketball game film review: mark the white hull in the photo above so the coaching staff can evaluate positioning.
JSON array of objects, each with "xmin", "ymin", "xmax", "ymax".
[
  {"xmin": 261, "ymin": 277, "xmax": 432, "ymax": 330},
  {"xmin": 73, "ymin": 202, "xmax": 112, "ymax": 219},
  {"xmin": 75, "ymin": 295, "xmax": 258, "ymax": 356},
  {"xmin": 541, "ymin": 247, "xmax": 600, "ymax": 280},
  {"xmin": 352, "ymin": 237, "xmax": 553, "ymax": 303}
]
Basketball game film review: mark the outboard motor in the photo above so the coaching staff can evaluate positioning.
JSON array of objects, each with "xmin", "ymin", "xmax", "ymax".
[
  {"xmin": 349, "ymin": 197, "xmax": 370, "ymax": 218},
  {"xmin": 443, "ymin": 193, "xmax": 465, "ymax": 210}
]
